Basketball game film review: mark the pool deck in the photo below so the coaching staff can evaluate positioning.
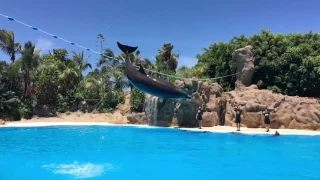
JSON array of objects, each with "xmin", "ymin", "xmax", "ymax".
[
  {"xmin": 1, "ymin": 121, "xmax": 320, "ymax": 136},
  {"xmin": 177, "ymin": 126, "xmax": 320, "ymax": 136}
]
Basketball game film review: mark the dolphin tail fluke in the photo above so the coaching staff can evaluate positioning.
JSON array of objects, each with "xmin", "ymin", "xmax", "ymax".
[
  {"xmin": 117, "ymin": 42, "xmax": 138, "ymax": 54},
  {"xmin": 159, "ymin": 98, "xmax": 167, "ymax": 109}
]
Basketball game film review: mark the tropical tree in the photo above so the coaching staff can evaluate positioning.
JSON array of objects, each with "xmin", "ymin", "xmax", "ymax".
[
  {"xmin": 0, "ymin": 61, "xmax": 22, "ymax": 120},
  {"xmin": 97, "ymin": 48, "xmax": 129, "ymax": 91},
  {"xmin": 0, "ymin": 29, "xmax": 21, "ymax": 63},
  {"xmin": 72, "ymin": 51, "xmax": 92, "ymax": 78},
  {"xmin": 0, "ymin": 83, "xmax": 21, "ymax": 120},
  {"xmin": 117, "ymin": 49, "xmax": 143, "ymax": 64},
  {"xmin": 84, "ymin": 70, "xmax": 124, "ymax": 112},
  {"xmin": 35, "ymin": 54, "xmax": 61, "ymax": 110},
  {"xmin": 19, "ymin": 41, "xmax": 41, "ymax": 98},
  {"xmin": 98, "ymin": 48, "xmax": 153, "ymax": 91},
  {"xmin": 97, "ymin": 48, "xmax": 118, "ymax": 67},
  {"xmin": 96, "ymin": 33, "xmax": 106, "ymax": 54},
  {"xmin": 156, "ymin": 43, "xmax": 179, "ymax": 73}
]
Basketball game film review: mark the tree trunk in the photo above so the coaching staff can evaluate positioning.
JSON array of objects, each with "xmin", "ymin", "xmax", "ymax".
[
  {"xmin": 23, "ymin": 71, "xmax": 30, "ymax": 100},
  {"xmin": 10, "ymin": 53, "xmax": 15, "ymax": 63}
]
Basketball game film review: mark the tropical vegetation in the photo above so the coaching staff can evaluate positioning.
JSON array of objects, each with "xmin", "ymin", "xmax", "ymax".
[{"xmin": 0, "ymin": 28, "xmax": 319, "ymax": 121}]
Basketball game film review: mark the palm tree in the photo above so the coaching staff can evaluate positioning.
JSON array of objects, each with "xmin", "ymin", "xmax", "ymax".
[
  {"xmin": 84, "ymin": 73, "xmax": 117, "ymax": 111},
  {"xmin": 97, "ymin": 48, "xmax": 117, "ymax": 67},
  {"xmin": 5, "ymin": 60, "xmax": 22, "ymax": 92},
  {"xmin": 19, "ymin": 41, "xmax": 41, "ymax": 97},
  {"xmin": 158, "ymin": 43, "xmax": 179, "ymax": 73},
  {"xmin": 58, "ymin": 64, "xmax": 80, "ymax": 84},
  {"xmin": 116, "ymin": 48, "xmax": 147, "ymax": 65},
  {"xmin": 72, "ymin": 51, "xmax": 92, "ymax": 78},
  {"xmin": 98, "ymin": 48, "xmax": 135, "ymax": 91},
  {"xmin": 96, "ymin": 33, "xmax": 106, "ymax": 54},
  {"xmin": 141, "ymin": 58, "xmax": 155, "ymax": 70},
  {"xmin": 0, "ymin": 29, "xmax": 22, "ymax": 63}
]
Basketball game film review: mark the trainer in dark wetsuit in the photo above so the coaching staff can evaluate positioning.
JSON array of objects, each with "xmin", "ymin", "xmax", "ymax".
[
  {"xmin": 196, "ymin": 107, "xmax": 203, "ymax": 129},
  {"xmin": 233, "ymin": 105, "xmax": 243, "ymax": 131},
  {"xmin": 262, "ymin": 109, "xmax": 271, "ymax": 132},
  {"xmin": 234, "ymin": 105, "xmax": 244, "ymax": 131}
]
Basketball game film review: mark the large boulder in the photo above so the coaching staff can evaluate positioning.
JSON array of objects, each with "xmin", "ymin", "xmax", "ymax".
[
  {"xmin": 202, "ymin": 112, "xmax": 219, "ymax": 127},
  {"xmin": 127, "ymin": 112, "xmax": 148, "ymax": 124},
  {"xmin": 235, "ymin": 45, "xmax": 255, "ymax": 89},
  {"xmin": 175, "ymin": 78, "xmax": 198, "ymax": 95},
  {"xmin": 175, "ymin": 100, "xmax": 199, "ymax": 127},
  {"xmin": 34, "ymin": 105, "xmax": 56, "ymax": 117}
]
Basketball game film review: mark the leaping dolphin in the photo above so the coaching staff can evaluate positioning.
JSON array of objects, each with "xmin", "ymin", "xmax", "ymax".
[{"xmin": 117, "ymin": 42, "xmax": 191, "ymax": 108}]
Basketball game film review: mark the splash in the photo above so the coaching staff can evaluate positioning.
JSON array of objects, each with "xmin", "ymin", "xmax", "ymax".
[{"xmin": 42, "ymin": 161, "xmax": 113, "ymax": 179}]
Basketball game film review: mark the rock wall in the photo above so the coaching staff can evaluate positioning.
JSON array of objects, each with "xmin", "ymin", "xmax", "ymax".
[
  {"xmin": 127, "ymin": 112, "xmax": 148, "ymax": 124},
  {"xmin": 224, "ymin": 85, "xmax": 320, "ymax": 130},
  {"xmin": 175, "ymin": 100, "xmax": 199, "ymax": 127}
]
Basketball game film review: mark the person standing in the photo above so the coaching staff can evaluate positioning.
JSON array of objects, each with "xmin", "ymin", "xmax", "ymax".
[
  {"xmin": 233, "ymin": 105, "xmax": 244, "ymax": 131},
  {"xmin": 196, "ymin": 106, "xmax": 204, "ymax": 129},
  {"xmin": 262, "ymin": 109, "xmax": 271, "ymax": 132}
]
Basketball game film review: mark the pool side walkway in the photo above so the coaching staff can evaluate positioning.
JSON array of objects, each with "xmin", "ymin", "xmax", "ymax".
[
  {"xmin": 176, "ymin": 126, "xmax": 320, "ymax": 136},
  {"xmin": 1, "ymin": 121, "xmax": 320, "ymax": 136}
]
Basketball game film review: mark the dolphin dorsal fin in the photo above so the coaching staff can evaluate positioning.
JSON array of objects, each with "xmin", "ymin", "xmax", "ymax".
[{"xmin": 138, "ymin": 64, "xmax": 147, "ymax": 75}]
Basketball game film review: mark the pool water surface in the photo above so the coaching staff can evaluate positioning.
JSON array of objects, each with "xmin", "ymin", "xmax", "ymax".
[{"xmin": 0, "ymin": 125, "xmax": 319, "ymax": 180}]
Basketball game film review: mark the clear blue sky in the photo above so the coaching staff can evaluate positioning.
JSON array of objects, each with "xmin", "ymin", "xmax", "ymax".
[{"xmin": 1, "ymin": 0, "xmax": 320, "ymax": 70}]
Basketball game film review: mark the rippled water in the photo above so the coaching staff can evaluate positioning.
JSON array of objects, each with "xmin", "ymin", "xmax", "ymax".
[{"xmin": 0, "ymin": 126, "xmax": 319, "ymax": 180}]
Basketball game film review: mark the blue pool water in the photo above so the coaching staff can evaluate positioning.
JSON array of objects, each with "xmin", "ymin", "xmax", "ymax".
[{"xmin": 0, "ymin": 126, "xmax": 320, "ymax": 180}]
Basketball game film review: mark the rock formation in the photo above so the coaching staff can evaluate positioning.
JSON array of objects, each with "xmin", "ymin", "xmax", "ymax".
[
  {"xmin": 127, "ymin": 112, "xmax": 148, "ymax": 124},
  {"xmin": 144, "ymin": 78, "xmax": 225, "ymax": 127},
  {"xmin": 115, "ymin": 93, "xmax": 131, "ymax": 115},
  {"xmin": 224, "ymin": 45, "xmax": 320, "ymax": 130},
  {"xmin": 34, "ymin": 105, "xmax": 56, "ymax": 117},
  {"xmin": 235, "ymin": 45, "xmax": 255, "ymax": 89},
  {"xmin": 224, "ymin": 85, "xmax": 320, "ymax": 130},
  {"xmin": 144, "ymin": 95, "xmax": 175, "ymax": 127}
]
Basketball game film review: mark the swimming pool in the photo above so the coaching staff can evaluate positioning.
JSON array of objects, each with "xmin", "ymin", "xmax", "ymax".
[{"xmin": 0, "ymin": 125, "xmax": 319, "ymax": 180}]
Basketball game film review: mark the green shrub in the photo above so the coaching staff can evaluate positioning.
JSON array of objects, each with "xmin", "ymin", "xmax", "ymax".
[
  {"xmin": 130, "ymin": 87, "xmax": 146, "ymax": 112},
  {"xmin": 257, "ymin": 80, "xmax": 264, "ymax": 89},
  {"xmin": 268, "ymin": 85, "xmax": 282, "ymax": 93},
  {"xmin": 12, "ymin": 108, "xmax": 23, "ymax": 121}
]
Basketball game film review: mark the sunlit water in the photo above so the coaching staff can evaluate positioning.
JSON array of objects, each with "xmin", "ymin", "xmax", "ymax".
[{"xmin": 0, "ymin": 126, "xmax": 319, "ymax": 180}]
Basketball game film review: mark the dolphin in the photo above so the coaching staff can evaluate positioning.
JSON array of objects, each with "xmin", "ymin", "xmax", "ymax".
[{"xmin": 117, "ymin": 42, "xmax": 191, "ymax": 108}]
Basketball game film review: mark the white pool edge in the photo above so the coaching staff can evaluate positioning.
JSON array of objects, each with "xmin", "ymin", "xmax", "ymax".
[{"xmin": 1, "ymin": 122, "xmax": 320, "ymax": 136}]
